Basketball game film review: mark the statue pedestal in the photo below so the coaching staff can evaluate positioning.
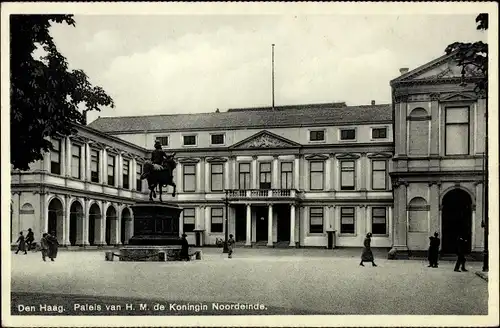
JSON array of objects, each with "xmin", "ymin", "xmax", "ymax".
[{"xmin": 118, "ymin": 201, "xmax": 188, "ymax": 262}]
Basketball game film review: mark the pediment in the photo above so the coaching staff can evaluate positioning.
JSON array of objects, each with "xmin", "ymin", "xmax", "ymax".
[
  {"xmin": 367, "ymin": 152, "xmax": 392, "ymax": 159},
  {"xmin": 230, "ymin": 130, "xmax": 301, "ymax": 149},
  {"xmin": 206, "ymin": 156, "xmax": 228, "ymax": 163},
  {"xmin": 391, "ymin": 52, "xmax": 484, "ymax": 85},
  {"xmin": 440, "ymin": 92, "xmax": 477, "ymax": 102},
  {"xmin": 178, "ymin": 157, "xmax": 200, "ymax": 164},
  {"xmin": 336, "ymin": 153, "xmax": 360, "ymax": 159},
  {"xmin": 305, "ymin": 154, "xmax": 329, "ymax": 161}
]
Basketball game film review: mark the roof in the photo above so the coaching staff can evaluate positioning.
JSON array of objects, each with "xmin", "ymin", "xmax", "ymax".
[{"xmin": 88, "ymin": 103, "xmax": 392, "ymax": 134}]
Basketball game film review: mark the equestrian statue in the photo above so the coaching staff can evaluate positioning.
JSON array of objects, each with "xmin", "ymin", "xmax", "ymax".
[{"xmin": 140, "ymin": 141, "xmax": 177, "ymax": 202}]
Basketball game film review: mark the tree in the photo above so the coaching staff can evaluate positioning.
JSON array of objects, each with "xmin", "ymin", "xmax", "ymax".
[
  {"xmin": 445, "ymin": 13, "xmax": 489, "ymax": 272},
  {"xmin": 10, "ymin": 15, "xmax": 114, "ymax": 171}
]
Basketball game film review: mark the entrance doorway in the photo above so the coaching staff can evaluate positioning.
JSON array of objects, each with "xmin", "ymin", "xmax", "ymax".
[
  {"xmin": 234, "ymin": 205, "xmax": 246, "ymax": 242},
  {"xmin": 48, "ymin": 198, "xmax": 63, "ymax": 239},
  {"xmin": 441, "ymin": 188, "xmax": 472, "ymax": 253},
  {"xmin": 276, "ymin": 205, "xmax": 290, "ymax": 242},
  {"xmin": 255, "ymin": 206, "xmax": 268, "ymax": 241},
  {"xmin": 69, "ymin": 201, "xmax": 83, "ymax": 246}
]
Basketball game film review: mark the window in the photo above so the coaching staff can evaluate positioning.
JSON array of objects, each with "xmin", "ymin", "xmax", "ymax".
[
  {"xmin": 281, "ymin": 162, "xmax": 293, "ymax": 189},
  {"xmin": 340, "ymin": 207, "xmax": 355, "ymax": 234},
  {"xmin": 371, "ymin": 160, "xmax": 387, "ymax": 190},
  {"xmin": 211, "ymin": 163, "xmax": 224, "ymax": 191},
  {"xmin": 372, "ymin": 127, "xmax": 387, "ymax": 139},
  {"xmin": 238, "ymin": 163, "xmax": 251, "ymax": 189},
  {"xmin": 183, "ymin": 164, "xmax": 196, "ymax": 192},
  {"xmin": 211, "ymin": 134, "xmax": 224, "ymax": 145},
  {"xmin": 136, "ymin": 164, "xmax": 142, "ymax": 191},
  {"xmin": 211, "ymin": 208, "xmax": 223, "ymax": 233},
  {"xmin": 183, "ymin": 208, "xmax": 195, "ymax": 233},
  {"xmin": 123, "ymin": 159, "xmax": 130, "ymax": 189},
  {"xmin": 340, "ymin": 129, "xmax": 356, "ymax": 140},
  {"xmin": 372, "ymin": 207, "xmax": 387, "ymax": 235},
  {"xmin": 183, "ymin": 135, "xmax": 197, "ymax": 146},
  {"xmin": 445, "ymin": 107, "xmax": 470, "ymax": 155},
  {"xmin": 50, "ymin": 139, "xmax": 61, "ymax": 175},
  {"xmin": 310, "ymin": 130, "xmax": 325, "ymax": 142},
  {"xmin": 90, "ymin": 149, "xmax": 99, "ymax": 183},
  {"xmin": 156, "ymin": 136, "xmax": 169, "ymax": 146},
  {"xmin": 107, "ymin": 155, "xmax": 115, "ymax": 186},
  {"xmin": 340, "ymin": 160, "xmax": 355, "ymax": 190},
  {"xmin": 309, "ymin": 207, "xmax": 324, "ymax": 233},
  {"xmin": 259, "ymin": 163, "xmax": 271, "ymax": 189},
  {"xmin": 70, "ymin": 145, "xmax": 81, "ymax": 179},
  {"xmin": 309, "ymin": 161, "xmax": 324, "ymax": 190}
]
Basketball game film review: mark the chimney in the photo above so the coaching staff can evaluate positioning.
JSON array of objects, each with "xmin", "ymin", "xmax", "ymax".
[
  {"xmin": 371, "ymin": 100, "xmax": 376, "ymax": 105},
  {"xmin": 399, "ymin": 67, "xmax": 409, "ymax": 75}
]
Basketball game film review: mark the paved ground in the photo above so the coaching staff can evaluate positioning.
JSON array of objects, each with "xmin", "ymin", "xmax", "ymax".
[{"xmin": 10, "ymin": 248, "xmax": 487, "ymax": 315}]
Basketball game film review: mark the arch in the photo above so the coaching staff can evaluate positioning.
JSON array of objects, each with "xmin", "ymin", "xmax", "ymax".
[
  {"xmin": 409, "ymin": 197, "xmax": 427, "ymax": 207},
  {"xmin": 440, "ymin": 185, "xmax": 475, "ymax": 206},
  {"xmin": 441, "ymin": 188, "xmax": 473, "ymax": 253},
  {"xmin": 121, "ymin": 207, "xmax": 133, "ymax": 244},
  {"xmin": 19, "ymin": 203, "xmax": 36, "ymax": 236},
  {"xmin": 69, "ymin": 200, "xmax": 84, "ymax": 246},
  {"xmin": 48, "ymin": 197, "xmax": 64, "ymax": 239},
  {"xmin": 409, "ymin": 107, "xmax": 428, "ymax": 117},
  {"xmin": 88, "ymin": 203, "xmax": 101, "ymax": 246},
  {"xmin": 105, "ymin": 205, "xmax": 117, "ymax": 245}
]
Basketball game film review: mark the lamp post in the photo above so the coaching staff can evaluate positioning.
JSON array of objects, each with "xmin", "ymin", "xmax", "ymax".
[{"xmin": 222, "ymin": 190, "xmax": 229, "ymax": 253}]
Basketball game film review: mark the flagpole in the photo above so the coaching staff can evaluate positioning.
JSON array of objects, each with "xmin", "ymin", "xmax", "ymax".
[{"xmin": 272, "ymin": 44, "xmax": 275, "ymax": 110}]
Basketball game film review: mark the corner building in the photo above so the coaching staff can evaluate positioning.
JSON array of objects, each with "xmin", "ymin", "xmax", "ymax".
[
  {"xmin": 89, "ymin": 102, "xmax": 395, "ymax": 248},
  {"xmin": 390, "ymin": 52, "xmax": 486, "ymax": 255}
]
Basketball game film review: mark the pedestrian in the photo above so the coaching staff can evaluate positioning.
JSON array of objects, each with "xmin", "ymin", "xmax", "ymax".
[
  {"xmin": 228, "ymin": 234, "xmax": 235, "ymax": 259},
  {"xmin": 26, "ymin": 228, "xmax": 35, "ymax": 251},
  {"xmin": 180, "ymin": 233, "xmax": 189, "ymax": 261},
  {"xmin": 40, "ymin": 233, "xmax": 50, "ymax": 261},
  {"xmin": 454, "ymin": 236, "xmax": 468, "ymax": 272},
  {"xmin": 46, "ymin": 232, "xmax": 59, "ymax": 261},
  {"xmin": 428, "ymin": 232, "xmax": 440, "ymax": 268},
  {"xmin": 15, "ymin": 231, "xmax": 27, "ymax": 255},
  {"xmin": 360, "ymin": 232, "xmax": 377, "ymax": 267}
]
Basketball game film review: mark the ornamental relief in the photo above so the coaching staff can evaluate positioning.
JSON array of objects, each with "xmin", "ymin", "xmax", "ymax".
[{"xmin": 239, "ymin": 134, "xmax": 295, "ymax": 149}]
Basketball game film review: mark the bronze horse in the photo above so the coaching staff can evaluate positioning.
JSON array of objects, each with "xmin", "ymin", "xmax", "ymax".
[{"xmin": 140, "ymin": 156, "xmax": 177, "ymax": 202}]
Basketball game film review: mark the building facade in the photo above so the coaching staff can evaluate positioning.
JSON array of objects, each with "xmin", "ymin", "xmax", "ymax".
[
  {"xmin": 10, "ymin": 54, "xmax": 487, "ymax": 253},
  {"xmin": 390, "ymin": 53, "xmax": 486, "ymax": 254}
]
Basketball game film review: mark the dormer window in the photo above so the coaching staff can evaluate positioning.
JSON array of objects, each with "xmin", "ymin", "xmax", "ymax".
[
  {"xmin": 211, "ymin": 134, "xmax": 225, "ymax": 145},
  {"xmin": 309, "ymin": 130, "xmax": 325, "ymax": 142},
  {"xmin": 340, "ymin": 128, "xmax": 356, "ymax": 140},
  {"xmin": 156, "ymin": 136, "xmax": 169, "ymax": 146},
  {"xmin": 372, "ymin": 127, "xmax": 387, "ymax": 139},
  {"xmin": 183, "ymin": 135, "xmax": 197, "ymax": 146}
]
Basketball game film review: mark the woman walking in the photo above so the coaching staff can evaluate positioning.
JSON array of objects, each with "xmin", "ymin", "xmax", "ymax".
[
  {"xmin": 360, "ymin": 232, "xmax": 377, "ymax": 267},
  {"xmin": 15, "ymin": 231, "xmax": 27, "ymax": 255}
]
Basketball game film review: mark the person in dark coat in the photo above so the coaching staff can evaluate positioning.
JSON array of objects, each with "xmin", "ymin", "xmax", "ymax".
[
  {"xmin": 40, "ymin": 233, "xmax": 50, "ymax": 261},
  {"xmin": 228, "ymin": 234, "xmax": 235, "ymax": 259},
  {"xmin": 360, "ymin": 233, "xmax": 377, "ymax": 267},
  {"xmin": 180, "ymin": 233, "xmax": 189, "ymax": 261},
  {"xmin": 428, "ymin": 232, "xmax": 440, "ymax": 268},
  {"xmin": 15, "ymin": 232, "xmax": 27, "ymax": 255},
  {"xmin": 26, "ymin": 228, "xmax": 34, "ymax": 251},
  {"xmin": 454, "ymin": 236, "xmax": 468, "ymax": 272},
  {"xmin": 151, "ymin": 141, "xmax": 168, "ymax": 169},
  {"xmin": 46, "ymin": 232, "xmax": 59, "ymax": 261}
]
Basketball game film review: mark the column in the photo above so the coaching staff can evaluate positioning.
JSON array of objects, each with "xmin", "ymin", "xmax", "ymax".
[
  {"xmin": 98, "ymin": 201, "xmax": 106, "ymax": 245},
  {"xmin": 400, "ymin": 101, "xmax": 408, "ymax": 156},
  {"xmin": 43, "ymin": 151, "xmax": 51, "ymax": 172},
  {"xmin": 359, "ymin": 153, "xmax": 367, "ymax": 191},
  {"xmin": 65, "ymin": 137, "xmax": 72, "ymax": 177},
  {"xmin": 272, "ymin": 156, "xmax": 279, "ymax": 189},
  {"xmin": 131, "ymin": 158, "xmax": 137, "ymax": 190},
  {"xmin": 267, "ymin": 204, "xmax": 273, "ymax": 246},
  {"xmin": 85, "ymin": 143, "xmax": 91, "ymax": 181},
  {"xmin": 198, "ymin": 158, "xmax": 205, "ymax": 193},
  {"xmin": 63, "ymin": 195, "xmax": 71, "ymax": 246},
  {"xmin": 80, "ymin": 144, "xmax": 86, "ymax": 181},
  {"xmin": 394, "ymin": 182, "xmax": 408, "ymax": 250},
  {"xmin": 246, "ymin": 204, "xmax": 252, "ymax": 246},
  {"xmin": 388, "ymin": 205, "xmax": 393, "ymax": 241},
  {"xmin": 252, "ymin": 156, "xmax": 258, "ymax": 189},
  {"xmin": 177, "ymin": 162, "xmax": 183, "ymax": 191},
  {"xmin": 231, "ymin": 156, "xmax": 237, "ymax": 189},
  {"xmin": 205, "ymin": 206, "xmax": 211, "ymax": 238},
  {"xmin": 325, "ymin": 154, "xmax": 332, "ymax": 190},
  {"xmin": 289, "ymin": 204, "xmax": 296, "ymax": 247},
  {"xmin": 79, "ymin": 198, "xmax": 90, "ymax": 246},
  {"xmin": 429, "ymin": 182, "xmax": 440, "ymax": 234},
  {"xmin": 40, "ymin": 193, "xmax": 49, "ymax": 234},
  {"xmin": 178, "ymin": 209, "xmax": 183, "ymax": 236},
  {"xmin": 332, "ymin": 155, "xmax": 339, "ymax": 191},
  {"xmin": 60, "ymin": 138, "xmax": 66, "ymax": 176},
  {"xmin": 117, "ymin": 153, "xmax": 123, "ymax": 188},
  {"xmin": 365, "ymin": 205, "xmax": 371, "ymax": 235},
  {"xmin": 224, "ymin": 160, "xmax": 230, "ymax": 190},
  {"xmin": 429, "ymin": 96, "xmax": 440, "ymax": 155},
  {"xmin": 204, "ymin": 159, "xmax": 210, "ymax": 192},
  {"xmin": 114, "ymin": 205, "xmax": 122, "ymax": 245},
  {"xmin": 294, "ymin": 155, "xmax": 300, "ymax": 190},
  {"xmin": 101, "ymin": 148, "xmax": 107, "ymax": 184}
]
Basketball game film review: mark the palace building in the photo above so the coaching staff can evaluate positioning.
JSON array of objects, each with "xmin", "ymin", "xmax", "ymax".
[{"xmin": 10, "ymin": 53, "xmax": 486, "ymax": 254}]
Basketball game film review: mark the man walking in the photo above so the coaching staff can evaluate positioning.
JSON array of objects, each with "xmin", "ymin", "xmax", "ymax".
[
  {"xmin": 428, "ymin": 232, "xmax": 440, "ymax": 268},
  {"xmin": 40, "ymin": 233, "xmax": 50, "ymax": 262},
  {"xmin": 15, "ymin": 231, "xmax": 27, "ymax": 255},
  {"xmin": 228, "ymin": 234, "xmax": 235, "ymax": 259},
  {"xmin": 26, "ymin": 228, "xmax": 34, "ymax": 251},
  {"xmin": 454, "ymin": 236, "xmax": 468, "ymax": 272}
]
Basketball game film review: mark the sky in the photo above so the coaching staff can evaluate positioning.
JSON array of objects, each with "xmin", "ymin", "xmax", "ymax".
[{"xmin": 45, "ymin": 14, "xmax": 487, "ymax": 123}]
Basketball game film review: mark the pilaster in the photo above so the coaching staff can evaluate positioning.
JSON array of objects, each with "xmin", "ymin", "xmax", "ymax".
[
  {"xmin": 267, "ymin": 204, "xmax": 273, "ymax": 247},
  {"xmin": 251, "ymin": 156, "xmax": 258, "ymax": 189},
  {"xmin": 246, "ymin": 204, "xmax": 252, "ymax": 246},
  {"xmin": 289, "ymin": 204, "xmax": 296, "ymax": 247},
  {"xmin": 65, "ymin": 137, "xmax": 72, "ymax": 177},
  {"xmin": 294, "ymin": 155, "xmax": 300, "ymax": 190},
  {"xmin": 63, "ymin": 195, "xmax": 71, "ymax": 246},
  {"xmin": 429, "ymin": 93, "xmax": 440, "ymax": 155},
  {"xmin": 272, "ymin": 155, "xmax": 279, "ymax": 189}
]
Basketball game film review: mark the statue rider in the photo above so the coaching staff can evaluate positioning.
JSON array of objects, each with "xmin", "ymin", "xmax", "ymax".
[{"xmin": 151, "ymin": 141, "xmax": 168, "ymax": 171}]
